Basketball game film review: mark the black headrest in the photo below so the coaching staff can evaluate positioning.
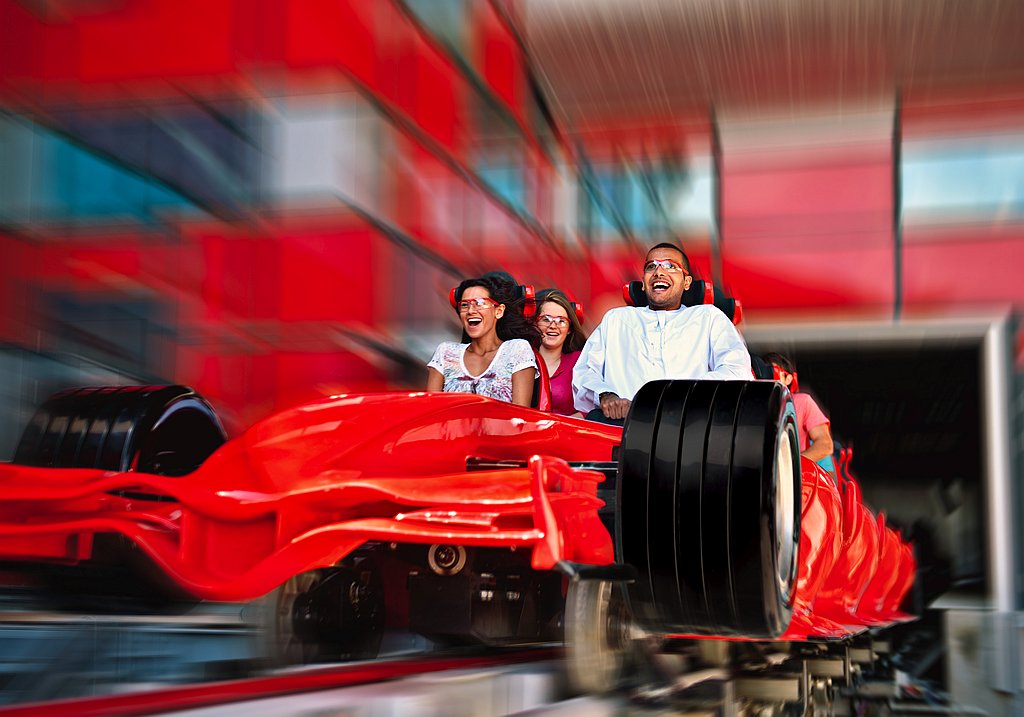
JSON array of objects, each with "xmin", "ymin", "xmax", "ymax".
[{"xmin": 622, "ymin": 279, "xmax": 743, "ymax": 325}]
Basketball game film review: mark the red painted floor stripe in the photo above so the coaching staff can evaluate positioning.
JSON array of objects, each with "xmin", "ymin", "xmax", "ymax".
[{"xmin": 0, "ymin": 648, "xmax": 562, "ymax": 717}]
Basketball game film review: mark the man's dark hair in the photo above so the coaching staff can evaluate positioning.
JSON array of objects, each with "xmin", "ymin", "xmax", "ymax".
[
  {"xmin": 646, "ymin": 242, "xmax": 691, "ymax": 272},
  {"xmin": 762, "ymin": 351, "xmax": 795, "ymax": 373}
]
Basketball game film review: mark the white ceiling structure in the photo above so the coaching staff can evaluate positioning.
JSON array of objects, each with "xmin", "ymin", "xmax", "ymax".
[{"xmin": 514, "ymin": 0, "xmax": 1024, "ymax": 130}]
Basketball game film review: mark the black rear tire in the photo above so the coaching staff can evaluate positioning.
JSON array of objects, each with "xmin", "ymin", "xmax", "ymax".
[
  {"xmin": 616, "ymin": 379, "xmax": 800, "ymax": 639},
  {"xmin": 14, "ymin": 385, "xmax": 226, "ymax": 476},
  {"xmin": 258, "ymin": 561, "xmax": 385, "ymax": 666}
]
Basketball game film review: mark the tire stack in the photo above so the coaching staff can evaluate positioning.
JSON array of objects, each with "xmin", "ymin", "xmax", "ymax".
[{"xmin": 616, "ymin": 379, "xmax": 801, "ymax": 639}]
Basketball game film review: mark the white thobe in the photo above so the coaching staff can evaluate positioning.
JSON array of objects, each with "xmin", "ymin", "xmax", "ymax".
[{"xmin": 572, "ymin": 304, "xmax": 752, "ymax": 414}]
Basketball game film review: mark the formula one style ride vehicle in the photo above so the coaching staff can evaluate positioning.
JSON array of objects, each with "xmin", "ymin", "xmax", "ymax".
[{"xmin": 0, "ymin": 379, "xmax": 916, "ymax": 689}]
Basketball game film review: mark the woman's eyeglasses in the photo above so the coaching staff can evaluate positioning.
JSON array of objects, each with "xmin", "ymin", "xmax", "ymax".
[
  {"xmin": 536, "ymin": 315, "xmax": 569, "ymax": 328},
  {"xmin": 457, "ymin": 297, "xmax": 501, "ymax": 312},
  {"xmin": 643, "ymin": 259, "xmax": 689, "ymax": 275}
]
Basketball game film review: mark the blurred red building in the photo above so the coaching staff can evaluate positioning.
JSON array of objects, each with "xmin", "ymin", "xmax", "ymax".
[
  {"xmin": 2, "ymin": 3, "xmax": 1024, "ymax": 712},
  {"xmin": 1, "ymin": 0, "xmax": 1022, "ymax": 436}
]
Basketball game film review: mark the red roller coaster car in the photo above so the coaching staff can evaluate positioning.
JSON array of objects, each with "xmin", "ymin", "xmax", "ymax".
[{"xmin": 0, "ymin": 381, "xmax": 915, "ymax": 683}]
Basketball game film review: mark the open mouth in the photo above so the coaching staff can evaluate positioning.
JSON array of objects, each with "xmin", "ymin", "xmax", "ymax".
[
  {"xmin": 651, "ymin": 280, "xmax": 671, "ymax": 292},
  {"xmin": 466, "ymin": 317, "xmax": 483, "ymax": 327}
]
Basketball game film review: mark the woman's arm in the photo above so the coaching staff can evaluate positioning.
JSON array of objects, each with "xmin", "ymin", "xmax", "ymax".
[
  {"xmin": 510, "ymin": 366, "xmax": 535, "ymax": 407},
  {"xmin": 426, "ymin": 367, "xmax": 445, "ymax": 392}
]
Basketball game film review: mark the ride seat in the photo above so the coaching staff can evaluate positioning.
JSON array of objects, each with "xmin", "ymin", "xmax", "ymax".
[
  {"xmin": 530, "ymin": 350, "xmax": 552, "ymax": 412},
  {"xmin": 750, "ymin": 354, "xmax": 774, "ymax": 380}
]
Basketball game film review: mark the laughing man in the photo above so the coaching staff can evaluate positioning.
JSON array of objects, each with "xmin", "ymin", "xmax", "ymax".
[{"xmin": 572, "ymin": 243, "xmax": 752, "ymax": 423}]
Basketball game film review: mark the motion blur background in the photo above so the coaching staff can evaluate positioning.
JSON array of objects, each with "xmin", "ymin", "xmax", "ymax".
[
  {"xmin": 3, "ymin": 0, "xmax": 1022, "ymax": 431},
  {"xmin": 1, "ymin": 0, "xmax": 1023, "ymax": 712}
]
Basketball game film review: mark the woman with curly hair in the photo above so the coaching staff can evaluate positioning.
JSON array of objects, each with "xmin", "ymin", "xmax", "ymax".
[
  {"xmin": 426, "ymin": 274, "xmax": 540, "ymax": 407},
  {"xmin": 534, "ymin": 288, "xmax": 588, "ymax": 417}
]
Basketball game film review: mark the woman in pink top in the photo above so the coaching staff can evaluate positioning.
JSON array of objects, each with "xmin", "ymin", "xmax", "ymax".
[
  {"xmin": 763, "ymin": 352, "xmax": 835, "ymax": 472},
  {"xmin": 534, "ymin": 289, "xmax": 588, "ymax": 417}
]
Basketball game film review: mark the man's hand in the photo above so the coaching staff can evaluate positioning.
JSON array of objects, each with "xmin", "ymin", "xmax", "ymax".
[{"xmin": 600, "ymin": 392, "xmax": 631, "ymax": 420}]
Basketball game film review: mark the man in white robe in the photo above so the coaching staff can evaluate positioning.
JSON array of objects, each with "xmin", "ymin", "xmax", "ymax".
[{"xmin": 573, "ymin": 243, "xmax": 752, "ymax": 422}]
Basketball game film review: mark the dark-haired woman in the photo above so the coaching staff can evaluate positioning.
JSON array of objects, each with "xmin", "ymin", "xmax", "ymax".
[
  {"xmin": 534, "ymin": 289, "xmax": 587, "ymax": 417},
  {"xmin": 426, "ymin": 275, "xmax": 540, "ymax": 407},
  {"xmin": 763, "ymin": 351, "xmax": 835, "ymax": 473}
]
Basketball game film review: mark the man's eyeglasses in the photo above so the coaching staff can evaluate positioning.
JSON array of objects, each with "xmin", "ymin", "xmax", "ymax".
[
  {"xmin": 643, "ymin": 259, "xmax": 689, "ymax": 275},
  {"xmin": 537, "ymin": 314, "xmax": 569, "ymax": 328},
  {"xmin": 457, "ymin": 296, "xmax": 501, "ymax": 312}
]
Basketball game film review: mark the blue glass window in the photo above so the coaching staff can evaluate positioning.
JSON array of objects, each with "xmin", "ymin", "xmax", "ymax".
[{"xmin": 903, "ymin": 137, "xmax": 1024, "ymax": 224}]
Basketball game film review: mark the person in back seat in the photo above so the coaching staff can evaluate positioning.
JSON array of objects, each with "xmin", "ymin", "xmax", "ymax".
[
  {"xmin": 573, "ymin": 242, "xmax": 752, "ymax": 424},
  {"xmin": 427, "ymin": 274, "xmax": 540, "ymax": 407},
  {"xmin": 534, "ymin": 289, "xmax": 587, "ymax": 417},
  {"xmin": 762, "ymin": 351, "xmax": 835, "ymax": 473}
]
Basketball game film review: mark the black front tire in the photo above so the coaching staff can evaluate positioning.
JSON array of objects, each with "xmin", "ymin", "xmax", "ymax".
[
  {"xmin": 14, "ymin": 385, "xmax": 226, "ymax": 475},
  {"xmin": 616, "ymin": 379, "xmax": 800, "ymax": 639},
  {"xmin": 9, "ymin": 385, "xmax": 227, "ymax": 609}
]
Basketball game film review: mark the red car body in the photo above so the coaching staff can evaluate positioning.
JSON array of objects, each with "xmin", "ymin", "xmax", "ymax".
[{"xmin": 0, "ymin": 390, "xmax": 914, "ymax": 641}]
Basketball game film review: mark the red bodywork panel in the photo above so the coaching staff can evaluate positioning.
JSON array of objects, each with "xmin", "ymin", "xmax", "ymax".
[
  {"xmin": 0, "ymin": 392, "xmax": 914, "ymax": 639},
  {"xmin": 780, "ymin": 457, "xmax": 916, "ymax": 640}
]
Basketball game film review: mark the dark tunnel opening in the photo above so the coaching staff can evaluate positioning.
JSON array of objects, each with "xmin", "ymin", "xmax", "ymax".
[{"xmin": 747, "ymin": 331, "xmax": 990, "ymax": 605}]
